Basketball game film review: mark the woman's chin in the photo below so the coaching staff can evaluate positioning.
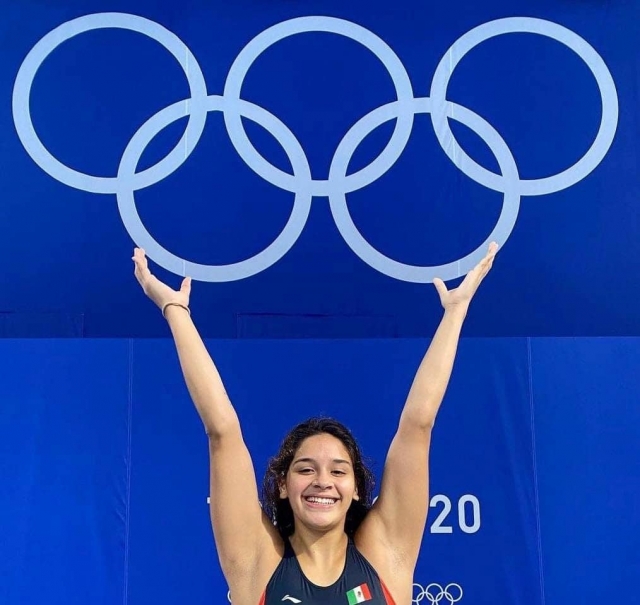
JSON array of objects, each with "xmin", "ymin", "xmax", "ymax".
[{"xmin": 295, "ymin": 511, "xmax": 344, "ymax": 532}]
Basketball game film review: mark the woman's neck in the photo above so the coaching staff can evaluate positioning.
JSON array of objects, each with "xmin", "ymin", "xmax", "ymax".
[
  {"xmin": 289, "ymin": 528, "xmax": 349, "ymax": 586},
  {"xmin": 289, "ymin": 526, "xmax": 348, "ymax": 559}
]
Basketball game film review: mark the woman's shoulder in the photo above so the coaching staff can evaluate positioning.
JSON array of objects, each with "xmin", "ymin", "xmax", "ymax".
[
  {"xmin": 226, "ymin": 535, "xmax": 285, "ymax": 605},
  {"xmin": 354, "ymin": 526, "xmax": 413, "ymax": 605}
]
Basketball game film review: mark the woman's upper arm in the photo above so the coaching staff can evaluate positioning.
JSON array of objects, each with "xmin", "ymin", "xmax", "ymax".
[
  {"xmin": 208, "ymin": 428, "xmax": 283, "ymax": 580},
  {"xmin": 355, "ymin": 420, "xmax": 432, "ymax": 569}
]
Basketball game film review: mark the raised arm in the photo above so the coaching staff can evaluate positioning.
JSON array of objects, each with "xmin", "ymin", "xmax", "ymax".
[
  {"xmin": 356, "ymin": 243, "xmax": 498, "ymax": 587},
  {"xmin": 132, "ymin": 249, "xmax": 282, "ymax": 590}
]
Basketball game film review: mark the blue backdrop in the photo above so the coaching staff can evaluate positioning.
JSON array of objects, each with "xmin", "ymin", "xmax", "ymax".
[
  {"xmin": 1, "ymin": 0, "xmax": 637, "ymax": 337},
  {"xmin": 1, "ymin": 1, "xmax": 639, "ymax": 604},
  {"xmin": 1, "ymin": 338, "xmax": 639, "ymax": 604}
]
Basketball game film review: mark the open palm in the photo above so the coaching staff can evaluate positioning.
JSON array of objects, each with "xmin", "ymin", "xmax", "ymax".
[
  {"xmin": 434, "ymin": 242, "xmax": 498, "ymax": 311},
  {"xmin": 132, "ymin": 248, "xmax": 191, "ymax": 313}
]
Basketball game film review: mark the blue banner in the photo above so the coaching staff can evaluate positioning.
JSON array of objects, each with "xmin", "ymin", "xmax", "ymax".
[
  {"xmin": 0, "ymin": 340, "xmax": 130, "ymax": 605},
  {"xmin": 1, "ymin": 0, "xmax": 637, "ymax": 337},
  {"xmin": 531, "ymin": 338, "xmax": 640, "ymax": 605},
  {"xmin": 1, "ymin": 338, "xmax": 541, "ymax": 605},
  {"xmin": 2, "ymin": 338, "xmax": 639, "ymax": 604}
]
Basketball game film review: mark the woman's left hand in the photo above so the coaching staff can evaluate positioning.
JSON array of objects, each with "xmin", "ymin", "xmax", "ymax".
[{"xmin": 433, "ymin": 241, "xmax": 498, "ymax": 312}]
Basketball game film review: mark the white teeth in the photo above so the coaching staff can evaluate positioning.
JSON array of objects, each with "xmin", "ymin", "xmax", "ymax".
[{"xmin": 306, "ymin": 497, "xmax": 336, "ymax": 505}]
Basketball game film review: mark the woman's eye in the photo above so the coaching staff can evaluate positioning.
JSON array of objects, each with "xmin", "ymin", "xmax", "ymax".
[{"xmin": 332, "ymin": 470, "xmax": 346, "ymax": 476}]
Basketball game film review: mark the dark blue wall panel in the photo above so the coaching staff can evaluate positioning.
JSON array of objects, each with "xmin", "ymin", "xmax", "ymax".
[
  {"xmin": 0, "ymin": 0, "xmax": 637, "ymax": 337},
  {"xmin": 0, "ymin": 340, "xmax": 130, "ymax": 605},
  {"xmin": 531, "ymin": 338, "xmax": 640, "ymax": 605},
  {"xmin": 127, "ymin": 337, "xmax": 539, "ymax": 604}
]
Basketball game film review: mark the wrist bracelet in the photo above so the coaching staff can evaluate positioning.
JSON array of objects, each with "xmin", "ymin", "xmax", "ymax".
[{"xmin": 162, "ymin": 302, "xmax": 191, "ymax": 318}]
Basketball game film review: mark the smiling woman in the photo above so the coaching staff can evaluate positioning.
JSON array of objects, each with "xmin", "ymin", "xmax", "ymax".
[
  {"xmin": 262, "ymin": 418, "xmax": 375, "ymax": 540},
  {"xmin": 131, "ymin": 242, "xmax": 498, "ymax": 605}
]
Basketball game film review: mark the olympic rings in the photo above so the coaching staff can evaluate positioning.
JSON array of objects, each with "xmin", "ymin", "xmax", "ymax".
[
  {"xmin": 413, "ymin": 582, "xmax": 463, "ymax": 604},
  {"xmin": 13, "ymin": 13, "xmax": 209, "ymax": 195},
  {"xmin": 12, "ymin": 13, "xmax": 618, "ymax": 281}
]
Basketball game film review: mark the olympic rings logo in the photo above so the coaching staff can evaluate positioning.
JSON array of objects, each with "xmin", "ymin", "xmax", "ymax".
[
  {"xmin": 413, "ymin": 583, "xmax": 463, "ymax": 604},
  {"xmin": 13, "ymin": 13, "xmax": 618, "ymax": 282}
]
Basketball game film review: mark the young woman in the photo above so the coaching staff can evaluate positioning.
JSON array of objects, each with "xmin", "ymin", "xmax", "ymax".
[{"xmin": 132, "ymin": 243, "xmax": 498, "ymax": 605}]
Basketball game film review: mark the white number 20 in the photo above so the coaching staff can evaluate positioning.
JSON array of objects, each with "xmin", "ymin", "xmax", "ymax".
[{"xmin": 429, "ymin": 494, "xmax": 481, "ymax": 534}]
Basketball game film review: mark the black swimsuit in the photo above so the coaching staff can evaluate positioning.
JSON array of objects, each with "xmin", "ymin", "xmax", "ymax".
[{"xmin": 259, "ymin": 538, "xmax": 396, "ymax": 605}]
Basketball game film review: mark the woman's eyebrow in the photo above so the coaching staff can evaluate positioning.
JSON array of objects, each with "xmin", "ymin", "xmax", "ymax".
[{"xmin": 292, "ymin": 457, "xmax": 351, "ymax": 465}]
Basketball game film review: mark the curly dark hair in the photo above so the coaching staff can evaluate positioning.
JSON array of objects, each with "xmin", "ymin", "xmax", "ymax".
[{"xmin": 261, "ymin": 417, "xmax": 375, "ymax": 538}]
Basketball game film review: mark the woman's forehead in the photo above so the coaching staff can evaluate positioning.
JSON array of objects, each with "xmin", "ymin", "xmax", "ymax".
[{"xmin": 294, "ymin": 433, "xmax": 351, "ymax": 459}]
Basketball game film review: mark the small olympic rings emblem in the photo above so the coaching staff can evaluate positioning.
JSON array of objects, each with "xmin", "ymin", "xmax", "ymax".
[
  {"xmin": 13, "ymin": 13, "xmax": 618, "ymax": 282},
  {"xmin": 413, "ymin": 582, "xmax": 463, "ymax": 604}
]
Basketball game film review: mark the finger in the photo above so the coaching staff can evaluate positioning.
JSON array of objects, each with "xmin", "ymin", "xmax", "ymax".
[
  {"xmin": 477, "ymin": 242, "xmax": 498, "ymax": 272},
  {"xmin": 133, "ymin": 255, "xmax": 153, "ymax": 288},
  {"xmin": 475, "ymin": 261, "xmax": 492, "ymax": 282},
  {"xmin": 433, "ymin": 278, "xmax": 448, "ymax": 298},
  {"xmin": 133, "ymin": 267, "xmax": 144, "ymax": 288},
  {"xmin": 133, "ymin": 263, "xmax": 148, "ymax": 287},
  {"xmin": 481, "ymin": 242, "xmax": 498, "ymax": 265},
  {"xmin": 475, "ymin": 245, "xmax": 498, "ymax": 280},
  {"xmin": 132, "ymin": 255, "xmax": 147, "ymax": 276},
  {"xmin": 133, "ymin": 247, "xmax": 149, "ymax": 270},
  {"xmin": 132, "ymin": 248, "xmax": 152, "ymax": 273},
  {"xmin": 485, "ymin": 242, "xmax": 499, "ymax": 265},
  {"xmin": 180, "ymin": 276, "xmax": 192, "ymax": 296}
]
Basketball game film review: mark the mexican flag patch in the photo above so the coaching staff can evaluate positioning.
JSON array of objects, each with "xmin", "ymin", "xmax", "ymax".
[{"xmin": 346, "ymin": 583, "xmax": 372, "ymax": 604}]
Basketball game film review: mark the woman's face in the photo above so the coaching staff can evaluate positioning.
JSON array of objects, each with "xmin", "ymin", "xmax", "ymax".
[{"xmin": 280, "ymin": 433, "xmax": 359, "ymax": 533}]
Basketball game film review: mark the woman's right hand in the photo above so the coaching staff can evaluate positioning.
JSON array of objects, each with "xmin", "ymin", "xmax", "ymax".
[{"xmin": 132, "ymin": 247, "xmax": 191, "ymax": 315}]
